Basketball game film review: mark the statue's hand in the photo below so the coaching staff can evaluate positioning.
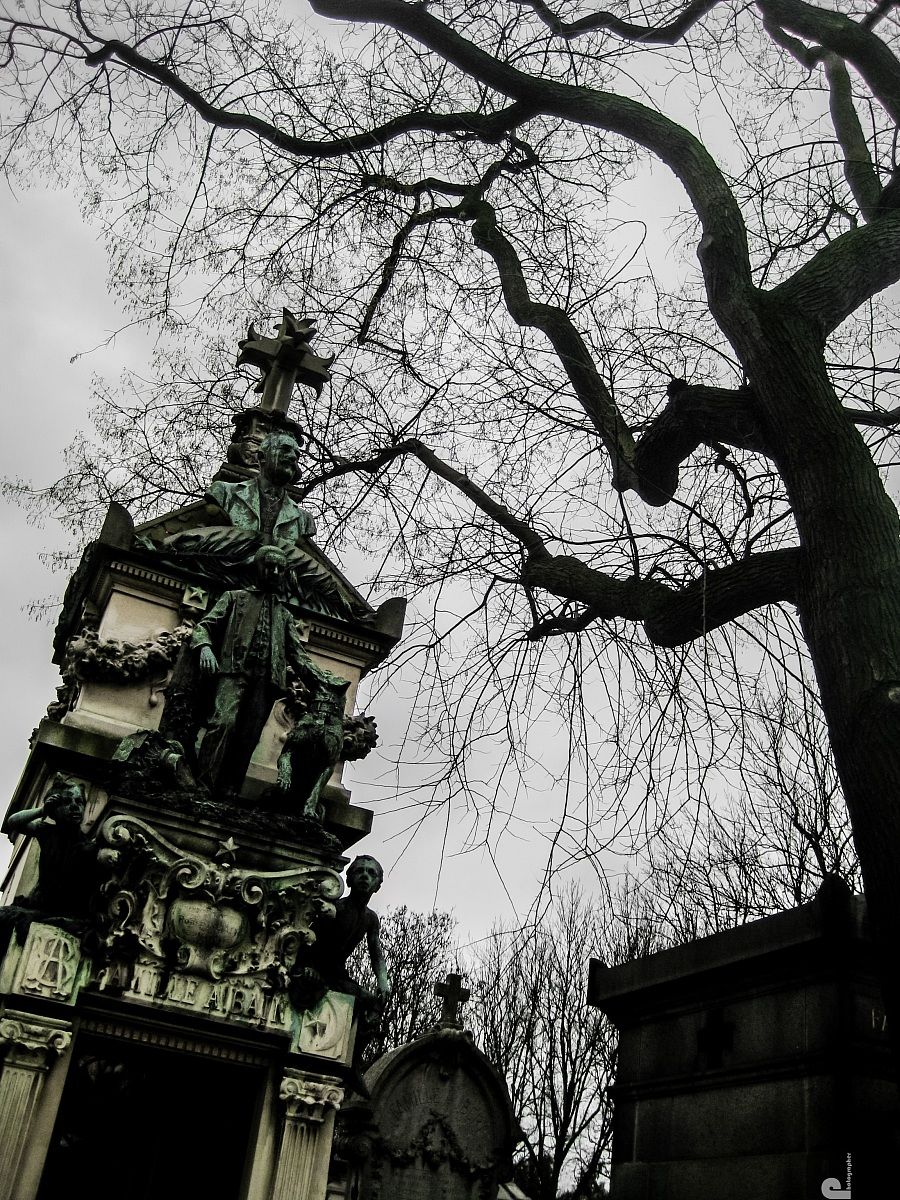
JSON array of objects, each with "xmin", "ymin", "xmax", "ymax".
[{"xmin": 199, "ymin": 646, "xmax": 219, "ymax": 676}]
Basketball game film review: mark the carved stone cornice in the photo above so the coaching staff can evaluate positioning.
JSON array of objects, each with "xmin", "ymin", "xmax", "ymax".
[
  {"xmin": 280, "ymin": 1068, "xmax": 344, "ymax": 1123},
  {"xmin": 0, "ymin": 1011, "xmax": 72, "ymax": 1067}
]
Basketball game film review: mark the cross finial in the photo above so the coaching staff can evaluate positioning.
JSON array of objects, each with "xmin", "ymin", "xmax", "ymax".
[
  {"xmin": 237, "ymin": 309, "xmax": 334, "ymax": 413},
  {"xmin": 434, "ymin": 971, "xmax": 470, "ymax": 1027}
]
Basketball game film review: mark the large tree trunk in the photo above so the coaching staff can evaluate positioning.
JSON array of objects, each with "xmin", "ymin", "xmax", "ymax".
[{"xmin": 746, "ymin": 300, "xmax": 900, "ymax": 1042}]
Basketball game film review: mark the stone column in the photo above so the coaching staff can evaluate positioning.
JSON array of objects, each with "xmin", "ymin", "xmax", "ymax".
[
  {"xmin": 270, "ymin": 1069, "xmax": 344, "ymax": 1200},
  {"xmin": 0, "ymin": 1010, "xmax": 72, "ymax": 1200}
]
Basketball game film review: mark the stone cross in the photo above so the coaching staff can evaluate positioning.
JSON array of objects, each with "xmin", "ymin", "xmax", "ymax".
[
  {"xmin": 434, "ymin": 972, "xmax": 470, "ymax": 1027},
  {"xmin": 237, "ymin": 309, "xmax": 334, "ymax": 412}
]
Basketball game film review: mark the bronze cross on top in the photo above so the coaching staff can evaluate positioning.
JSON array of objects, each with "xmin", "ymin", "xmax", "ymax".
[
  {"xmin": 434, "ymin": 972, "xmax": 470, "ymax": 1027},
  {"xmin": 237, "ymin": 309, "xmax": 334, "ymax": 412}
]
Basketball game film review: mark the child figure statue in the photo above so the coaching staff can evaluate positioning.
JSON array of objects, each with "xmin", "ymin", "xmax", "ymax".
[{"xmin": 290, "ymin": 855, "xmax": 390, "ymax": 1093}]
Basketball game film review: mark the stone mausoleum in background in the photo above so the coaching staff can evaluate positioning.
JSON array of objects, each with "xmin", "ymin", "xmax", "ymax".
[{"xmin": 0, "ymin": 313, "xmax": 410, "ymax": 1200}]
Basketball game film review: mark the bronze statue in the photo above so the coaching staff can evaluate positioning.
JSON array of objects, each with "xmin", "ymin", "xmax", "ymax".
[
  {"xmin": 190, "ymin": 545, "xmax": 349, "ymax": 796},
  {"xmin": 0, "ymin": 777, "xmax": 100, "ymax": 952},
  {"xmin": 206, "ymin": 430, "xmax": 315, "ymax": 548},
  {"xmin": 305, "ymin": 855, "xmax": 390, "ymax": 999},
  {"xmin": 276, "ymin": 684, "xmax": 347, "ymax": 819},
  {"xmin": 290, "ymin": 855, "xmax": 390, "ymax": 1091}
]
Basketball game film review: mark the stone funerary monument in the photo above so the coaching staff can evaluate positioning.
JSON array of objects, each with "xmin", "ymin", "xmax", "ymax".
[{"xmin": 0, "ymin": 312, "xmax": 406, "ymax": 1200}]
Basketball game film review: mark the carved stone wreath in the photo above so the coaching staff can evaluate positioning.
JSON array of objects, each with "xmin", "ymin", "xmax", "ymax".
[{"xmin": 48, "ymin": 625, "xmax": 193, "ymax": 719}]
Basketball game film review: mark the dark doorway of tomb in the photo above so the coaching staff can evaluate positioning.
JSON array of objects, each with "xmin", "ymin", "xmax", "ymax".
[{"xmin": 37, "ymin": 1033, "xmax": 261, "ymax": 1200}]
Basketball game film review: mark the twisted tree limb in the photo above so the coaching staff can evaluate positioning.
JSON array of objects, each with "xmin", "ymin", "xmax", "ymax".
[
  {"xmin": 523, "ymin": 547, "xmax": 800, "ymax": 647},
  {"xmin": 757, "ymin": 0, "xmax": 900, "ymax": 124},
  {"xmin": 298, "ymin": 436, "xmax": 800, "ymax": 645},
  {"xmin": 310, "ymin": 0, "xmax": 754, "ymax": 329},
  {"xmin": 512, "ymin": 0, "xmax": 723, "ymax": 44},
  {"xmin": 463, "ymin": 196, "xmax": 637, "ymax": 487},
  {"xmin": 82, "ymin": 39, "xmax": 535, "ymax": 157}
]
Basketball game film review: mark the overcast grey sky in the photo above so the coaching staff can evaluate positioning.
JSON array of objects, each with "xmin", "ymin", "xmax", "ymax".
[{"xmin": 0, "ymin": 182, "xmax": 595, "ymax": 944}]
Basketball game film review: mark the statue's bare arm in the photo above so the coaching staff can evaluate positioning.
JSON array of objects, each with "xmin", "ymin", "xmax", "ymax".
[
  {"xmin": 6, "ymin": 806, "xmax": 48, "ymax": 837},
  {"xmin": 366, "ymin": 911, "xmax": 391, "ymax": 999}
]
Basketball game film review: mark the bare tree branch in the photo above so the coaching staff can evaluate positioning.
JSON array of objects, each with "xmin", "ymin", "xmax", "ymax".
[
  {"xmin": 758, "ymin": 0, "xmax": 900, "ymax": 125},
  {"xmin": 512, "ymin": 0, "xmax": 722, "ymax": 44},
  {"xmin": 359, "ymin": 204, "xmax": 465, "ymax": 342},
  {"xmin": 763, "ymin": 17, "xmax": 883, "ymax": 221},
  {"xmin": 524, "ymin": 547, "xmax": 800, "ymax": 647},
  {"xmin": 309, "ymin": 0, "xmax": 754, "ymax": 326},
  {"xmin": 298, "ymin": 438, "xmax": 552, "ymax": 560},
  {"xmin": 633, "ymin": 380, "xmax": 768, "ymax": 505},
  {"xmin": 844, "ymin": 404, "xmax": 900, "ymax": 428},
  {"xmin": 464, "ymin": 196, "xmax": 637, "ymax": 487},
  {"xmin": 773, "ymin": 210, "xmax": 900, "ymax": 337},
  {"xmin": 822, "ymin": 53, "xmax": 883, "ymax": 221},
  {"xmin": 81, "ymin": 38, "xmax": 535, "ymax": 158}
]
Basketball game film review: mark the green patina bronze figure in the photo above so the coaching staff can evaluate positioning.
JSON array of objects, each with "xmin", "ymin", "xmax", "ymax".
[
  {"xmin": 206, "ymin": 429, "xmax": 316, "ymax": 548},
  {"xmin": 190, "ymin": 545, "xmax": 349, "ymax": 796},
  {"xmin": 276, "ymin": 683, "xmax": 347, "ymax": 819},
  {"xmin": 290, "ymin": 855, "xmax": 390, "ymax": 1091},
  {"xmin": 0, "ymin": 777, "xmax": 101, "ymax": 952}
]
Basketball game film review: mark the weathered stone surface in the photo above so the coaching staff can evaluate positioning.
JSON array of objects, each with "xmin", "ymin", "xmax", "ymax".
[
  {"xmin": 0, "ymin": 1010, "xmax": 72, "ymax": 1200},
  {"xmin": 3, "ymin": 923, "xmax": 86, "ymax": 1003},
  {"xmin": 94, "ymin": 811, "xmax": 342, "ymax": 984},
  {"xmin": 589, "ymin": 879, "xmax": 899, "ymax": 1198},
  {"xmin": 331, "ymin": 1023, "xmax": 518, "ymax": 1200}
]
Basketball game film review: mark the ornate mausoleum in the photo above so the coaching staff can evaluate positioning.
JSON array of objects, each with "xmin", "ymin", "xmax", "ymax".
[{"xmin": 0, "ymin": 313, "xmax": 405, "ymax": 1200}]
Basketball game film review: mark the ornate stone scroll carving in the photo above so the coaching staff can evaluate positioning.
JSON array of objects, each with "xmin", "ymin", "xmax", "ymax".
[
  {"xmin": 96, "ymin": 814, "xmax": 342, "ymax": 984},
  {"xmin": 280, "ymin": 1070, "xmax": 344, "ymax": 1121},
  {"xmin": 0, "ymin": 1015, "xmax": 72, "ymax": 1060},
  {"xmin": 0, "ymin": 1011, "xmax": 72, "ymax": 1200}
]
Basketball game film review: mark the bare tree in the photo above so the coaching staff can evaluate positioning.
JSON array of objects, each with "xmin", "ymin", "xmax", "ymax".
[
  {"xmin": 469, "ymin": 888, "xmax": 616, "ymax": 1200},
  {"xmin": 348, "ymin": 905, "xmax": 457, "ymax": 1066},
  {"xmin": 631, "ymin": 687, "xmax": 862, "ymax": 944},
  {"xmin": 4, "ymin": 0, "xmax": 900, "ymax": 1043}
]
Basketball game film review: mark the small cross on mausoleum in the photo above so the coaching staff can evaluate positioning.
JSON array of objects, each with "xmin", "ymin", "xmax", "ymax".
[{"xmin": 434, "ymin": 972, "xmax": 470, "ymax": 1028}]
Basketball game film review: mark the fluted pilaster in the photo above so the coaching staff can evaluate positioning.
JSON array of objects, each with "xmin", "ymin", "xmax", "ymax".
[
  {"xmin": 0, "ymin": 1011, "xmax": 72, "ymax": 1200},
  {"xmin": 270, "ymin": 1069, "xmax": 343, "ymax": 1200}
]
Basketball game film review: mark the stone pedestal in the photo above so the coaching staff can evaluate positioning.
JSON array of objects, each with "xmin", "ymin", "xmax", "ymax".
[
  {"xmin": 272, "ymin": 1069, "xmax": 344, "ymax": 1200},
  {"xmin": 0, "ymin": 1010, "xmax": 72, "ymax": 1200},
  {"xmin": 589, "ymin": 880, "xmax": 899, "ymax": 1199}
]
